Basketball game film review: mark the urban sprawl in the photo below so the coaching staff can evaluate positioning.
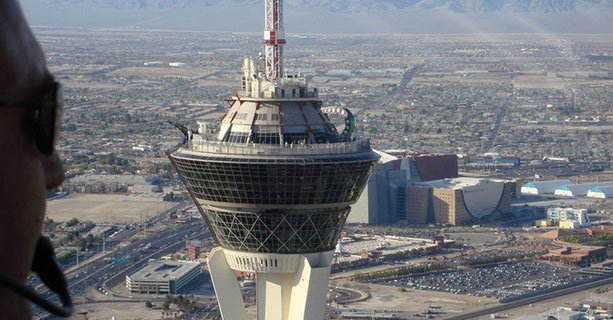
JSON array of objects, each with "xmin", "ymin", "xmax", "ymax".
[{"xmin": 33, "ymin": 29, "xmax": 611, "ymax": 320}]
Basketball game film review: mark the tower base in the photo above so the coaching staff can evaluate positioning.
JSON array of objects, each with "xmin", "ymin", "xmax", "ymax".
[{"xmin": 207, "ymin": 247, "xmax": 334, "ymax": 320}]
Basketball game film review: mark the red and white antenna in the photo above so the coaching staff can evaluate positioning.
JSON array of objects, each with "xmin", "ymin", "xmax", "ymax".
[{"xmin": 263, "ymin": 0, "xmax": 285, "ymax": 81}]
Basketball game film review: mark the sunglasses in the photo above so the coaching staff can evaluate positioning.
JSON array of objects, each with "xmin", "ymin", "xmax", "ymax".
[
  {"xmin": 37, "ymin": 81, "xmax": 63, "ymax": 155},
  {"xmin": 1, "ymin": 80, "xmax": 64, "ymax": 155}
]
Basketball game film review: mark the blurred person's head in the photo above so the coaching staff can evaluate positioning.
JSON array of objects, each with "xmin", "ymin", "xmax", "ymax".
[{"xmin": 0, "ymin": 1, "xmax": 65, "ymax": 318}]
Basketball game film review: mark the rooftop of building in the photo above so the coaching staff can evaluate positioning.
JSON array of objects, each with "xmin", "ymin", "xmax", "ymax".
[
  {"xmin": 128, "ymin": 261, "xmax": 201, "ymax": 282},
  {"xmin": 375, "ymin": 149, "xmax": 400, "ymax": 163},
  {"xmin": 548, "ymin": 244, "xmax": 606, "ymax": 255},
  {"xmin": 591, "ymin": 185, "xmax": 613, "ymax": 192},
  {"xmin": 557, "ymin": 181, "xmax": 613, "ymax": 191},
  {"xmin": 587, "ymin": 224, "xmax": 613, "ymax": 234},
  {"xmin": 522, "ymin": 180, "xmax": 572, "ymax": 188},
  {"xmin": 414, "ymin": 177, "xmax": 509, "ymax": 189}
]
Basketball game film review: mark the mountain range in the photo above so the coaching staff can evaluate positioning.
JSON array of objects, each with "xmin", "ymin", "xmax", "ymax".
[{"xmin": 20, "ymin": 0, "xmax": 613, "ymax": 33}]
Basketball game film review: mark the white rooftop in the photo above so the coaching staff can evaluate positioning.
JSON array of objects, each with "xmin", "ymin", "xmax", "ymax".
[
  {"xmin": 128, "ymin": 261, "xmax": 201, "ymax": 282},
  {"xmin": 374, "ymin": 149, "xmax": 399, "ymax": 163},
  {"xmin": 416, "ymin": 177, "xmax": 508, "ymax": 189}
]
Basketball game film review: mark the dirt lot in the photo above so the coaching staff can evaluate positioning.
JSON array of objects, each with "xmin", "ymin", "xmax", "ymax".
[
  {"xmin": 108, "ymin": 66, "xmax": 220, "ymax": 80},
  {"xmin": 46, "ymin": 193, "xmax": 175, "ymax": 223},
  {"xmin": 76, "ymin": 301, "xmax": 166, "ymax": 320},
  {"xmin": 337, "ymin": 282, "xmax": 497, "ymax": 317}
]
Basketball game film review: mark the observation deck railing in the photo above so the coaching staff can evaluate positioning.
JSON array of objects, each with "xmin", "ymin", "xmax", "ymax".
[{"xmin": 184, "ymin": 139, "xmax": 372, "ymax": 157}]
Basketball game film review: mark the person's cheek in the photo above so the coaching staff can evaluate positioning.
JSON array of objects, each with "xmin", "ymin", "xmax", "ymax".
[{"xmin": 42, "ymin": 151, "xmax": 64, "ymax": 190}]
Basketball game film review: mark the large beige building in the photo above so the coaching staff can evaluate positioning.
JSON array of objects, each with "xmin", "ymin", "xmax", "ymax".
[
  {"xmin": 431, "ymin": 188, "xmax": 475, "ymax": 225},
  {"xmin": 350, "ymin": 152, "xmax": 460, "ymax": 225},
  {"xmin": 407, "ymin": 178, "xmax": 514, "ymax": 225}
]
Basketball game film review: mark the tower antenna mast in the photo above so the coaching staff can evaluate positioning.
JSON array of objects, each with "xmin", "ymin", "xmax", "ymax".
[{"xmin": 264, "ymin": 0, "xmax": 285, "ymax": 80}]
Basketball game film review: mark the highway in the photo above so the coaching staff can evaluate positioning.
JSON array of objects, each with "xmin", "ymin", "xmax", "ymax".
[
  {"xmin": 33, "ymin": 213, "xmax": 211, "ymax": 319},
  {"xmin": 103, "ymin": 228, "xmax": 211, "ymax": 293},
  {"xmin": 353, "ymin": 64, "xmax": 421, "ymax": 118},
  {"xmin": 52, "ymin": 201, "xmax": 187, "ymax": 279},
  {"xmin": 443, "ymin": 275, "xmax": 613, "ymax": 320},
  {"xmin": 481, "ymin": 94, "xmax": 512, "ymax": 153}
]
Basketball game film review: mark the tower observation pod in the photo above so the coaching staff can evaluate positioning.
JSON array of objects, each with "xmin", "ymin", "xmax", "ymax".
[{"xmin": 168, "ymin": 1, "xmax": 379, "ymax": 319}]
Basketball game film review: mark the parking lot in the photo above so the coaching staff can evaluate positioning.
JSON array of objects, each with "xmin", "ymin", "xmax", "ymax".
[{"xmin": 377, "ymin": 261, "xmax": 599, "ymax": 301}]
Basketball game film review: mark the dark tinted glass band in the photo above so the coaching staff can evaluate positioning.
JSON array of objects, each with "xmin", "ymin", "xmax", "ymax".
[{"xmin": 0, "ymin": 73, "xmax": 57, "ymax": 108}]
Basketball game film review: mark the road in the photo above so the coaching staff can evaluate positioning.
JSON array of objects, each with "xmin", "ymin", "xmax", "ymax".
[
  {"xmin": 58, "ymin": 201, "xmax": 187, "ymax": 278},
  {"xmin": 33, "ymin": 216, "xmax": 211, "ymax": 319},
  {"xmin": 33, "ymin": 202, "xmax": 187, "ymax": 292},
  {"xmin": 394, "ymin": 65, "xmax": 421, "ymax": 96},
  {"xmin": 353, "ymin": 64, "xmax": 421, "ymax": 117},
  {"xmin": 481, "ymin": 94, "xmax": 512, "ymax": 153},
  {"xmin": 103, "ymin": 228, "xmax": 210, "ymax": 292},
  {"xmin": 442, "ymin": 275, "xmax": 613, "ymax": 320}
]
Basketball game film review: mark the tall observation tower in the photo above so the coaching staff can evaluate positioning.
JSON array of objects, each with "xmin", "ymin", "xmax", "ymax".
[{"xmin": 168, "ymin": 1, "xmax": 379, "ymax": 319}]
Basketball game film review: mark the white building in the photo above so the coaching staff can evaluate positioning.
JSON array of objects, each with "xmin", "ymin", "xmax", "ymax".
[
  {"xmin": 126, "ymin": 261, "xmax": 201, "ymax": 294},
  {"xmin": 521, "ymin": 180, "xmax": 571, "ymax": 195},
  {"xmin": 547, "ymin": 207, "xmax": 590, "ymax": 228},
  {"xmin": 587, "ymin": 186, "xmax": 613, "ymax": 199},
  {"xmin": 349, "ymin": 150, "xmax": 407, "ymax": 225},
  {"xmin": 555, "ymin": 182, "xmax": 613, "ymax": 197}
]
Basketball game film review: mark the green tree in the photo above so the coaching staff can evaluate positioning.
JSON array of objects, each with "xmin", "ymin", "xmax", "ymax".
[
  {"xmin": 66, "ymin": 218, "xmax": 79, "ymax": 227},
  {"xmin": 85, "ymin": 234, "xmax": 95, "ymax": 244},
  {"xmin": 78, "ymin": 238, "xmax": 87, "ymax": 251},
  {"xmin": 163, "ymin": 295, "xmax": 172, "ymax": 310}
]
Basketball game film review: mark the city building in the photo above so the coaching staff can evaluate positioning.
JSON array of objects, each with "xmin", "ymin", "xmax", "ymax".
[
  {"xmin": 350, "ymin": 151, "xmax": 514, "ymax": 226},
  {"xmin": 554, "ymin": 182, "xmax": 613, "ymax": 197},
  {"xmin": 167, "ymin": 1, "xmax": 378, "ymax": 319},
  {"xmin": 333, "ymin": 234, "xmax": 451, "ymax": 268},
  {"xmin": 349, "ymin": 152, "xmax": 458, "ymax": 225},
  {"xmin": 521, "ymin": 180, "xmax": 571, "ymax": 195},
  {"xmin": 349, "ymin": 152, "xmax": 409, "ymax": 225},
  {"xmin": 540, "ymin": 309, "xmax": 583, "ymax": 320},
  {"xmin": 559, "ymin": 220, "xmax": 580, "ymax": 229},
  {"xmin": 547, "ymin": 207, "xmax": 590, "ymax": 229},
  {"xmin": 586, "ymin": 225, "xmax": 613, "ymax": 236},
  {"xmin": 62, "ymin": 174, "xmax": 157, "ymax": 194},
  {"xmin": 591, "ymin": 259, "xmax": 613, "ymax": 270},
  {"xmin": 405, "ymin": 186, "xmax": 430, "ymax": 224},
  {"xmin": 126, "ymin": 261, "xmax": 201, "ymax": 294},
  {"xmin": 535, "ymin": 219, "xmax": 554, "ymax": 227},
  {"xmin": 408, "ymin": 177, "xmax": 514, "ymax": 225},
  {"xmin": 186, "ymin": 240, "xmax": 203, "ymax": 260},
  {"xmin": 587, "ymin": 186, "xmax": 613, "ymax": 199},
  {"xmin": 543, "ymin": 245, "xmax": 607, "ymax": 266},
  {"xmin": 409, "ymin": 154, "xmax": 459, "ymax": 182}
]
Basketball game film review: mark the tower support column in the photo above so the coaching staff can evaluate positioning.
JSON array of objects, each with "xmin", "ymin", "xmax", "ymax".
[
  {"xmin": 207, "ymin": 247, "xmax": 248, "ymax": 320},
  {"xmin": 288, "ymin": 254, "xmax": 333, "ymax": 320},
  {"xmin": 208, "ymin": 248, "xmax": 334, "ymax": 320},
  {"xmin": 256, "ymin": 255, "xmax": 332, "ymax": 320}
]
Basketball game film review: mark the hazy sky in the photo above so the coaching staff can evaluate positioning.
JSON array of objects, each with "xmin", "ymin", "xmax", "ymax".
[{"xmin": 20, "ymin": 0, "xmax": 613, "ymax": 34}]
